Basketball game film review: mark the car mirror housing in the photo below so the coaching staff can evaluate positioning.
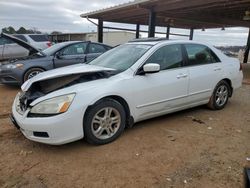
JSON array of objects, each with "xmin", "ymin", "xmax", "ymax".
[
  {"xmin": 143, "ymin": 63, "xmax": 160, "ymax": 74},
  {"xmin": 55, "ymin": 52, "xmax": 63, "ymax": 59}
]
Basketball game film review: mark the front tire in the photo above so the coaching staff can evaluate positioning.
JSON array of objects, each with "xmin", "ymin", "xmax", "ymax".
[
  {"xmin": 207, "ymin": 80, "xmax": 230, "ymax": 110},
  {"xmin": 23, "ymin": 68, "xmax": 44, "ymax": 83},
  {"xmin": 83, "ymin": 99, "xmax": 126, "ymax": 145}
]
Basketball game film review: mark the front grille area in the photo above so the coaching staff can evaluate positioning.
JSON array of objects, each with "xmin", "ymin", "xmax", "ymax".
[{"xmin": 19, "ymin": 92, "xmax": 28, "ymax": 112}]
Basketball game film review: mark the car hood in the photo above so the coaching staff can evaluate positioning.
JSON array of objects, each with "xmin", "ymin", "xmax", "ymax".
[
  {"xmin": 21, "ymin": 64, "xmax": 114, "ymax": 92},
  {"xmin": 1, "ymin": 33, "xmax": 41, "ymax": 55}
]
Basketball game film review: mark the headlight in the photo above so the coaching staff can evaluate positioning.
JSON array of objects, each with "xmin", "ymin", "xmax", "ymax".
[
  {"xmin": 30, "ymin": 94, "xmax": 75, "ymax": 115},
  {"xmin": 5, "ymin": 64, "xmax": 23, "ymax": 69}
]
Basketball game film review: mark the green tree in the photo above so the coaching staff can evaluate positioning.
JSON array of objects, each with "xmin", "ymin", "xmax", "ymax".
[
  {"xmin": 2, "ymin": 26, "xmax": 16, "ymax": 34},
  {"xmin": 16, "ymin": 27, "xmax": 27, "ymax": 34}
]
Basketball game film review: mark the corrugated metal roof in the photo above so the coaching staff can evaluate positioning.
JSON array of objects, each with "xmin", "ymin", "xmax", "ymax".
[{"xmin": 80, "ymin": 0, "xmax": 250, "ymax": 29}]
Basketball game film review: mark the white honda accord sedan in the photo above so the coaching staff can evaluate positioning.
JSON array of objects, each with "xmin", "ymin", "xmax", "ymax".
[{"xmin": 11, "ymin": 39, "xmax": 243, "ymax": 145}]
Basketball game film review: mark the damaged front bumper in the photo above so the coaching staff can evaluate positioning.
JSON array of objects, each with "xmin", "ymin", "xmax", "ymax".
[{"xmin": 11, "ymin": 93, "xmax": 85, "ymax": 145}]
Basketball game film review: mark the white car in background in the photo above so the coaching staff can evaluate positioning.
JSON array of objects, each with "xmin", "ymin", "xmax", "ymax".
[
  {"xmin": 14, "ymin": 34, "xmax": 51, "ymax": 50},
  {"xmin": 11, "ymin": 39, "xmax": 243, "ymax": 145},
  {"xmin": 0, "ymin": 34, "xmax": 51, "ymax": 61}
]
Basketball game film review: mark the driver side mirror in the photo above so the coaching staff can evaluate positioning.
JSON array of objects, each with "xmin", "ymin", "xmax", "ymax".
[
  {"xmin": 143, "ymin": 63, "xmax": 160, "ymax": 74},
  {"xmin": 55, "ymin": 51, "xmax": 63, "ymax": 59}
]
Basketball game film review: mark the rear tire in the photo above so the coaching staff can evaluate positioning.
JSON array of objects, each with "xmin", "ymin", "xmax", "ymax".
[
  {"xmin": 207, "ymin": 80, "xmax": 230, "ymax": 110},
  {"xmin": 23, "ymin": 68, "xmax": 44, "ymax": 83},
  {"xmin": 83, "ymin": 98, "xmax": 126, "ymax": 145}
]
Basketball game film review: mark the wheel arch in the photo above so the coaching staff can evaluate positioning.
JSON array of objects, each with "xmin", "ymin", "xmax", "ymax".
[
  {"xmin": 85, "ymin": 95, "xmax": 134, "ymax": 128},
  {"xmin": 221, "ymin": 78, "xmax": 233, "ymax": 97}
]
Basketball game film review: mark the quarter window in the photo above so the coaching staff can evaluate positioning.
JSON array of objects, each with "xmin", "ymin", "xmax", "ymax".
[
  {"xmin": 145, "ymin": 44, "xmax": 183, "ymax": 70},
  {"xmin": 184, "ymin": 44, "xmax": 220, "ymax": 66}
]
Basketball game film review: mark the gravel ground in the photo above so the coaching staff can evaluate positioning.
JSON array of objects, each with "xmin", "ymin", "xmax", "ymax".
[{"xmin": 0, "ymin": 83, "xmax": 250, "ymax": 188}]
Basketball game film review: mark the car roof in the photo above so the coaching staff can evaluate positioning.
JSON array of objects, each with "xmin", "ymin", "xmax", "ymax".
[
  {"xmin": 14, "ymin": 34, "xmax": 48, "ymax": 36},
  {"xmin": 127, "ymin": 38, "xmax": 212, "ymax": 47},
  {"xmin": 56, "ymin": 41, "xmax": 111, "ymax": 47}
]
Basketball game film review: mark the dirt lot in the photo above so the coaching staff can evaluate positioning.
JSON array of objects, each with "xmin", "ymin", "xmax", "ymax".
[{"xmin": 0, "ymin": 83, "xmax": 250, "ymax": 188}]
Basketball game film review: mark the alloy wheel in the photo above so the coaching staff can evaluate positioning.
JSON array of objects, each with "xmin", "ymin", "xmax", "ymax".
[
  {"xmin": 91, "ymin": 107, "xmax": 121, "ymax": 140},
  {"xmin": 28, "ymin": 71, "xmax": 42, "ymax": 80},
  {"xmin": 215, "ymin": 85, "xmax": 228, "ymax": 107}
]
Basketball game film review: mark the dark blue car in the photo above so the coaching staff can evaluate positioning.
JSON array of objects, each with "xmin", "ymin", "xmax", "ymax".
[{"xmin": 0, "ymin": 33, "xmax": 112, "ymax": 85}]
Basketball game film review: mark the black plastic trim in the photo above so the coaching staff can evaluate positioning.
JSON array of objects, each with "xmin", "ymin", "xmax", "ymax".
[{"xmin": 9, "ymin": 114, "xmax": 20, "ymax": 129}]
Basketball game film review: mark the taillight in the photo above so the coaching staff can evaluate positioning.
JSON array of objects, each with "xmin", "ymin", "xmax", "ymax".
[
  {"xmin": 47, "ymin": 42, "xmax": 52, "ymax": 47},
  {"xmin": 240, "ymin": 63, "xmax": 243, "ymax": 71}
]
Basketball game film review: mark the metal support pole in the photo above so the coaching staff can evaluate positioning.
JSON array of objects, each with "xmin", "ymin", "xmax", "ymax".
[
  {"xmin": 243, "ymin": 28, "xmax": 250, "ymax": 63},
  {"xmin": 148, "ymin": 9, "xmax": 156, "ymax": 38},
  {"xmin": 189, "ymin": 28, "xmax": 194, "ymax": 40},
  {"xmin": 98, "ymin": 19, "xmax": 103, "ymax": 43},
  {"xmin": 136, "ymin": 24, "xmax": 140, "ymax": 39},
  {"xmin": 166, "ymin": 25, "xmax": 170, "ymax": 39}
]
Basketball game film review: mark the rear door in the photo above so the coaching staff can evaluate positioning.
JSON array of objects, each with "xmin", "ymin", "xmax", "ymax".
[
  {"xmin": 183, "ymin": 44, "xmax": 222, "ymax": 103},
  {"xmin": 53, "ymin": 42, "xmax": 88, "ymax": 68},
  {"xmin": 85, "ymin": 43, "xmax": 108, "ymax": 63}
]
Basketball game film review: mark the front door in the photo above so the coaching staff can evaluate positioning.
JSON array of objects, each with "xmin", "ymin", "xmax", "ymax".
[
  {"xmin": 129, "ymin": 44, "xmax": 189, "ymax": 121},
  {"xmin": 53, "ymin": 42, "xmax": 87, "ymax": 68}
]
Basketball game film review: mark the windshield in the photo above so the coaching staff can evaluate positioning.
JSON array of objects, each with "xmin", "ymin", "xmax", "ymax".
[
  {"xmin": 89, "ymin": 44, "xmax": 151, "ymax": 72},
  {"xmin": 42, "ymin": 42, "xmax": 69, "ymax": 56}
]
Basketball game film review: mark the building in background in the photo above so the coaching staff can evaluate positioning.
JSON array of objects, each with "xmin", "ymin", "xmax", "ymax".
[{"xmin": 49, "ymin": 31, "xmax": 137, "ymax": 46}]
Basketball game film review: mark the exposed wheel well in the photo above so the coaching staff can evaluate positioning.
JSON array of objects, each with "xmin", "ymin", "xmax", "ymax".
[
  {"xmin": 222, "ymin": 78, "xmax": 233, "ymax": 97},
  {"xmin": 86, "ymin": 96, "xmax": 134, "ymax": 128}
]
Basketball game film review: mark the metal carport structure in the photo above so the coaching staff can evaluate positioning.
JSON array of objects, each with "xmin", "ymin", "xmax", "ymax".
[{"xmin": 81, "ymin": 0, "xmax": 250, "ymax": 63}]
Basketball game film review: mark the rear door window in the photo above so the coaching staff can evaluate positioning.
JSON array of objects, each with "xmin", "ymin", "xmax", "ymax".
[
  {"xmin": 184, "ymin": 44, "xmax": 220, "ymax": 66},
  {"xmin": 88, "ymin": 43, "xmax": 107, "ymax": 53},
  {"xmin": 28, "ymin": 35, "xmax": 49, "ymax": 42}
]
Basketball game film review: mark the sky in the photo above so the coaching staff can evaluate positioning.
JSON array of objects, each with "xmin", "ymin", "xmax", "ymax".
[{"xmin": 0, "ymin": 0, "xmax": 249, "ymax": 46}]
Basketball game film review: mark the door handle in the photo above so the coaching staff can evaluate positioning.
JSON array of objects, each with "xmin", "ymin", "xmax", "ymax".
[
  {"xmin": 176, "ymin": 73, "xmax": 188, "ymax": 79},
  {"xmin": 214, "ymin": 67, "xmax": 222, "ymax": 71}
]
